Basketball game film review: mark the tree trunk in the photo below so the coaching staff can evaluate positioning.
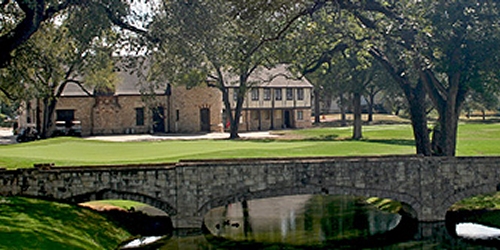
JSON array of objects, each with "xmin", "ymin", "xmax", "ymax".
[
  {"xmin": 431, "ymin": 96, "xmax": 462, "ymax": 156},
  {"xmin": 36, "ymin": 98, "xmax": 42, "ymax": 132},
  {"xmin": 432, "ymin": 105, "xmax": 460, "ymax": 156},
  {"xmin": 421, "ymin": 67, "xmax": 466, "ymax": 156},
  {"xmin": 41, "ymin": 97, "xmax": 57, "ymax": 138},
  {"xmin": 352, "ymin": 92, "xmax": 362, "ymax": 140},
  {"xmin": 339, "ymin": 92, "xmax": 347, "ymax": 126},
  {"xmin": 369, "ymin": 48, "xmax": 432, "ymax": 155},
  {"xmin": 367, "ymin": 93, "xmax": 374, "ymax": 123},
  {"xmin": 314, "ymin": 88, "xmax": 321, "ymax": 124},
  {"xmin": 407, "ymin": 81, "xmax": 432, "ymax": 156},
  {"xmin": 221, "ymin": 86, "xmax": 240, "ymax": 139}
]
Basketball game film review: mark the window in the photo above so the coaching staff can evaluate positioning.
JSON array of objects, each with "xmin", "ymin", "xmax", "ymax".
[
  {"xmin": 176, "ymin": 109, "xmax": 180, "ymax": 121},
  {"xmin": 56, "ymin": 110, "xmax": 75, "ymax": 122},
  {"xmin": 136, "ymin": 108, "xmax": 144, "ymax": 126},
  {"xmin": 275, "ymin": 89, "xmax": 282, "ymax": 100},
  {"xmin": 251, "ymin": 88, "xmax": 259, "ymax": 101},
  {"xmin": 263, "ymin": 88, "xmax": 271, "ymax": 101},
  {"xmin": 286, "ymin": 88, "xmax": 294, "ymax": 100},
  {"xmin": 297, "ymin": 110, "xmax": 304, "ymax": 120},
  {"xmin": 297, "ymin": 88, "xmax": 304, "ymax": 100}
]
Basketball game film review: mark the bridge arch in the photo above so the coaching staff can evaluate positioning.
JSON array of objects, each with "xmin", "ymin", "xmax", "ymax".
[
  {"xmin": 197, "ymin": 184, "xmax": 421, "ymax": 221},
  {"xmin": 440, "ymin": 182, "xmax": 500, "ymax": 217},
  {"xmin": 65, "ymin": 189, "xmax": 177, "ymax": 216}
]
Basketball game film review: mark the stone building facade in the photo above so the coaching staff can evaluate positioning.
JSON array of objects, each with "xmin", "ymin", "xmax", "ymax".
[
  {"xmin": 21, "ymin": 72, "xmax": 223, "ymax": 136},
  {"xmin": 19, "ymin": 65, "xmax": 312, "ymax": 136}
]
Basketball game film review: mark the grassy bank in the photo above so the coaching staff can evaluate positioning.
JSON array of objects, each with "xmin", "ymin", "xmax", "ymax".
[
  {"xmin": 0, "ymin": 197, "xmax": 131, "ymax": 249},
  {"xmin": 1, "ymin": 123, "xmax": 499, "ymax": 169},
  {"xmin": 0, "ymin": 121, "xmax": 499, "ymax": 249}
]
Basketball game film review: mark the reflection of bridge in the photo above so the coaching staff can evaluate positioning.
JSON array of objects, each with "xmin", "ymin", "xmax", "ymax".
[{"xmin": 1, "ymin": 156, "xmax": 500, "ymax": 228}]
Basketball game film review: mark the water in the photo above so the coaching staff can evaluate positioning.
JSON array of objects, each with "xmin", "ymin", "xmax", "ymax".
[
  {"xmin": 125, "ymin": 195, "xmax": 500, "ymax": 249},
  {"xmin": 456, "ymin": 223, "xmax": 500, "ymax": 239}
]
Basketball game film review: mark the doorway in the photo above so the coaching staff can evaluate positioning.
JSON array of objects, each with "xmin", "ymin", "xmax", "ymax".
[
  {"xmin": 284, "ymin": 110, "xmax": 292, "ymax": 129},
  {"xmin": 152, "ymin": 107, "xmax": 165, "ymax": 133},
  {"xmin": 200, "ymin": 108, "xmax": 210, "ymax": 132}
]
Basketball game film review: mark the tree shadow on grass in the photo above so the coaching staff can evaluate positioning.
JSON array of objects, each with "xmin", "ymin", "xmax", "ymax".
[
  {"xmin": 360, "ymin": 139, "xmax": 416, "ymax": 147},
  {"xmin": 239, "ymin": 135, "xmax": 415, "ymax": 147}
]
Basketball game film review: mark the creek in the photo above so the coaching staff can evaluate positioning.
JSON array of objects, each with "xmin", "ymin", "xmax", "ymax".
[{"xmin": 120, "ymin": 195, "xmax": 500, "ymax": 249}]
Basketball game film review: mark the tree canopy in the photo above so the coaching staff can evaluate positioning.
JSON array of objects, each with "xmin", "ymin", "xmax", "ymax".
[
  {"xmin": 2, "ymin": 0, "xmax": 500, "ymax": 156},
  {"xmin": 148, "ymin": 0, "xmax": 313, "ymax": 138},
  {"xmin": 0, "ymin": 0, "xmax": 151, "ymax": 68},
  {"xmin": 281, "ymin": 0, "xmax": 500, "ymax": 155}
]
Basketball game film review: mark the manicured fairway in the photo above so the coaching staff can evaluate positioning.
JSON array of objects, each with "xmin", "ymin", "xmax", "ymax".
[{"xmin": 0, "ymin": 122, "xmax": 499, "ymax": 169}]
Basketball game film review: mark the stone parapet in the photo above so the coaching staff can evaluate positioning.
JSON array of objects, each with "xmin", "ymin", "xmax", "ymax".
[{"xmin": 1, "ymin": 156, "xmax": 500, "ymax": 228}]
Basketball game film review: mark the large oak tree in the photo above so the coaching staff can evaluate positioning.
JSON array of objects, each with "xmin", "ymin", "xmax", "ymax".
[
  {"xmin": 283, "ymin": 0, "xmax": 500, "ymax": 156},
  {"xmin": 148, "ymin": 0, "xmax": 315, "ymax": 139}
]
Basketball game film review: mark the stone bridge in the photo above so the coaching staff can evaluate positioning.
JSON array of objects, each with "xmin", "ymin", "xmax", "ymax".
[{"xmin": 1, "ymin": 156, "xmax": 500, "ymax": 228}]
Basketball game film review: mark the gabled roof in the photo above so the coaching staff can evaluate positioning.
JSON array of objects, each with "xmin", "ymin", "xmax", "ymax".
[
  {"xmin": 60, "ymin": 70, "xmax": 167, "ymax": 97},
  {"xmin": 61, "ymin": 64, "xmax": 312, "ymax": 97},
  {"xmin": 223, "ymin": 64, "xmax": 313, "ymax": 88}
]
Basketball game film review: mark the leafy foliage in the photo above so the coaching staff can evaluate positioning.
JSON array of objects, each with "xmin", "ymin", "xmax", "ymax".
[{"xmin": 148, "ymin": 0, "xmax": 310, "ymax": 138}]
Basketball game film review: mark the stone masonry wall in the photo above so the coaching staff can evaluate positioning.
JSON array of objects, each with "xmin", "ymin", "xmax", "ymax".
[
  {"xmin": 1, "ymin": 156, "xmax": 500, "ymax": 229},
  {"xmin": 53, "ymin": 85, "xmax": 223, "ymax": 135}
]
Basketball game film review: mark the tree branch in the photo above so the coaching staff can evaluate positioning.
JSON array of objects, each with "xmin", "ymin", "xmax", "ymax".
[
  {"xmin": 100, "ymin": 4, "xmax": 159, "ymax": 43},
  {"xmin": 0, "ymin": 86, "xmax": 17, "ymax": 101},
  {"xmin": 63, "ymin": 80, "xmax": 93, "ymax": 97},
  {"xmin": 1, "ymin": 0, "xmax": 10, "ymax": 9},
  {"xmin": 243, "ymin": 3, "xmax": 324, "ymax": 63},
  {"xmin": 302, "ymin": 43, "xmax": 348, "ymax": 75}
]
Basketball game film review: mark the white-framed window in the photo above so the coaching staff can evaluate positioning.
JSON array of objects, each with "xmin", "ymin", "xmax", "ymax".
[
  {"xmin": 275, "ymin": 88, "xmax": 282, "ymax": 100},
  {"xmin": 297, "ymin": 88, "xmax": 304, "ymax": 100},
  {"xmin": 286, "ymin": 88, "xmax": 293, "ymax": 100},
  {"xmin": 251, "ymin": 89, "xmax": 259, "ymax": 101},
  {"xmin": 263, "ymin": 88, "xmax": 271, "ymax": 101}
]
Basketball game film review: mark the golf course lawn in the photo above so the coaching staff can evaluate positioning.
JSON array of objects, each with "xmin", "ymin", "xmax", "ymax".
[
  {"xmin": 0, "ymin": 122, "xmax": 499, "ymax": 169},
  {"xmin": 0, "ymin": 122, "xmax": 500, "ymax": 249},
  {"xmin": 0, "ymin": 197, "xmax": 130, "ymax": 250}
]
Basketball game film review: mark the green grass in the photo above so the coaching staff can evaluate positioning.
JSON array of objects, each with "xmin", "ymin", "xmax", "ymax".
[
  {"xmin": 1, "ymin": 123, "xmax": 500, "ymax": 169},
  {"xmin": 0, "ymin": 197, "xmax": 131, "ymax": 250},
  {"xmin": 0, "ymin": 122, "xmax": 500, "ymax": 249},
  {"xmin": 82, "ymin": 200, "xmax": 148, "ymax": 210}
]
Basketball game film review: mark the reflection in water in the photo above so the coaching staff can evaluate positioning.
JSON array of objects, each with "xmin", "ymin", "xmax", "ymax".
[
  {"xmin": 204, "ymin": 195, "xmax": 401, "ymax": 246},
  {"xmin": 130, "ymin": 195, "xmax": 500, "ymax": 249},
  {"xmin": 121, "ymin": 236, "xmax": 163, "ymax": 249},
  {"xmin": 457, "ymin": 223, "xmax": 500, "ymax": 239}
]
